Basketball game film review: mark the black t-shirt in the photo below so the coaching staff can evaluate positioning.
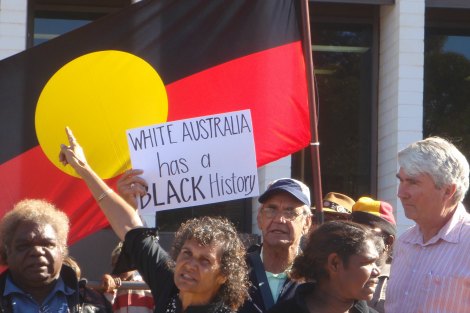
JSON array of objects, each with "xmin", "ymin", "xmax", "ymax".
[{"xmin": 267, "ymin": 282, "xmax": 378, "ymax": 313}]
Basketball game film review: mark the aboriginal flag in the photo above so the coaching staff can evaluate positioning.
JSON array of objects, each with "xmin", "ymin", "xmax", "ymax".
[{"xmin": 0, "ymin": 0, "xmax": 310, "ymax": 243}]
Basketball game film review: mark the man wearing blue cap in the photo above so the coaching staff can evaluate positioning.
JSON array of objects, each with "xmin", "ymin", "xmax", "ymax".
[{"xmin": 239, "ymin": 178, "xmax": 312, "ymax": 313}]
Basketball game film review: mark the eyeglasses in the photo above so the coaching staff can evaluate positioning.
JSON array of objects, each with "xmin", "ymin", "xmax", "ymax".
[{"xmin": 261, "ymin": 207, "xmax": 305, "ymax": 221}]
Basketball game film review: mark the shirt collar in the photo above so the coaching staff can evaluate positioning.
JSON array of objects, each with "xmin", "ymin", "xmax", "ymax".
[
  {"xmin": 404, "ymin": 203, "xmax": 468, "ymax": 246},
  {"xmin": 265, "ymin": 271, "xmax": 288, "ymax": 280},
  {"xmin": 4, "ymin": 273, "xmax": 75, "ymax": 298}
]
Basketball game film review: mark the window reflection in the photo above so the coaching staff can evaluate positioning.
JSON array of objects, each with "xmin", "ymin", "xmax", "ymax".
[
  {"xmin": 425, "ymin": 23, "xmax": 470, "ymax": 210},
  {"xmin": 442, "ymin": 36, "xmax": 470, "ymax": 60},
  {"xmin": 34, "ymin": 18, "xmax": 91, "ymax": 46}
]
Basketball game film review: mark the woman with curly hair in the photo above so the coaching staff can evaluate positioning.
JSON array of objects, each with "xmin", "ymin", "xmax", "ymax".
[
  {"xmin": 268, "ymin": 221, "xmax": 383, "ymax": 313},
  {"xmin": 59, "ymin": 128, "xmax": 249, "ymax": 313}
]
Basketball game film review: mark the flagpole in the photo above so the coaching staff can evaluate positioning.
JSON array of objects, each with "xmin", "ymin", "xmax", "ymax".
[{"xmin": 300, "ymin": 0, "xmax": 324, "ymax": 224}]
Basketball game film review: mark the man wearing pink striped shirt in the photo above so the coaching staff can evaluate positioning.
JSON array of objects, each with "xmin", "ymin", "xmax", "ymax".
[{"xmin": 386, "ymin": 137, "xmax": 470, "ymax": 313}]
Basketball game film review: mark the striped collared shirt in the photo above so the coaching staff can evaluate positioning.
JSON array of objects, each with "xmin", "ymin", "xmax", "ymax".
[{"xmin": 385, "ymin": 203, "xmax": 470, "ymax": 313}]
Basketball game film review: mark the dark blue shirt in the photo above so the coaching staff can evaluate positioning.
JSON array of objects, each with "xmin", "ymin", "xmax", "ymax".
[{"xmin": 4, "ymin": 274, "xmax": 74, "ymax": 313}]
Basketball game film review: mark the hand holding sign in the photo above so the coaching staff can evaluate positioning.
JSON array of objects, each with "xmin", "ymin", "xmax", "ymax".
[{"xmin": 116, "ymin": 169, "xmax": 148, "ymax": 209}]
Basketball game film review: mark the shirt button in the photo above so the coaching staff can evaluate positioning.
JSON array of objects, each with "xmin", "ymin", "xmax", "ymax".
[{"xmin": 405, "ymin": 291, "xmax": 409, "ymax": 296}]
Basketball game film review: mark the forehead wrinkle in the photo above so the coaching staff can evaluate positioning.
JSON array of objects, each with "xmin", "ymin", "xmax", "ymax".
[
  {"xmin": 183, "ymin": 239, "xmax": 221, "ymax": 259},
  {"xmin": 264, "ymin": 202, "xmax": 300, "ymax": 211},
  {"xmin": 14, "ymin": 223, "xmax": 57, "ymax": 242}
]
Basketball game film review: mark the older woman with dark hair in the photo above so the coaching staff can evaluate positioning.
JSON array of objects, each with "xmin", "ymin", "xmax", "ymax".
[
  {"xmin": 59, "ymin": 128, "xmax": 249, "ymax": 313},
  {"xmin": 268, "ymin": 221, "xmax": 383, "ymax": 313},
  {"xmin": 170, "ymin": 216, "xmax": 249, "ymax": 309}
]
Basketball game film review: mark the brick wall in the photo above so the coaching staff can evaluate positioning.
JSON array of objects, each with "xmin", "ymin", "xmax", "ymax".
[
  {"xmin": 0, "ymin": 0, "xmax": 27, "ymax": 60},
  {"xmin": 378, "ymin": 0, "xmax": 425, "ymax": 234}
]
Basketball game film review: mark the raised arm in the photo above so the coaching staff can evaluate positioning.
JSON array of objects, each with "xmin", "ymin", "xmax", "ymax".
[{"xmin": 59, "ymin": 127, "xmax": 143, "ymax": 240}]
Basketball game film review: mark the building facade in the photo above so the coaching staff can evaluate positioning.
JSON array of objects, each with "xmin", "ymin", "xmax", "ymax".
[{"xmin": 2, "ymin": 0, "xmax": 470, "ymax": 277}]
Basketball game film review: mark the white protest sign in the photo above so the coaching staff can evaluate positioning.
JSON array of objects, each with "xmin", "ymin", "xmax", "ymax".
[{"xmin": 126, "ymin": 110, "xmax": 259, "ymax": 214}]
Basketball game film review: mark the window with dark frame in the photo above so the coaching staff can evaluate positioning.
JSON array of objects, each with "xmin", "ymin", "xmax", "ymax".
[
  {"xmin": 292, "ymin": 3, "xmax": 377, "ymax": 206},
  {"xmin": 28, "ymin": 0, "xmax": 132, "ymax": 48}
]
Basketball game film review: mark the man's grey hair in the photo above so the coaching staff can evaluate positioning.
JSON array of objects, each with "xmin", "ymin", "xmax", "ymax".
[{"xmin": 398, "ymin": 137, "xmax": 469, "ymax": 204}]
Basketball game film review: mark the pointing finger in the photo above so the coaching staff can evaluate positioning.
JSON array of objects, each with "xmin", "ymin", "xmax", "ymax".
[{"xmin": 65, "ymin": 126, "xmax": 77, "ymax": 147}]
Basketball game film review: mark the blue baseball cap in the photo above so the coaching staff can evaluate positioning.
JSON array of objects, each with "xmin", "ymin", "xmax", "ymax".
[{"xmin": 258, "ymin": 178, "xmax": 311, "ymax": 206}]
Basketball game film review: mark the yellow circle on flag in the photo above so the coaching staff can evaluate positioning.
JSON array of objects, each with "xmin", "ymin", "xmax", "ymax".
[{"xmin": 35, "ymin": 50, "xmax": 168, "ymax": 179}]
